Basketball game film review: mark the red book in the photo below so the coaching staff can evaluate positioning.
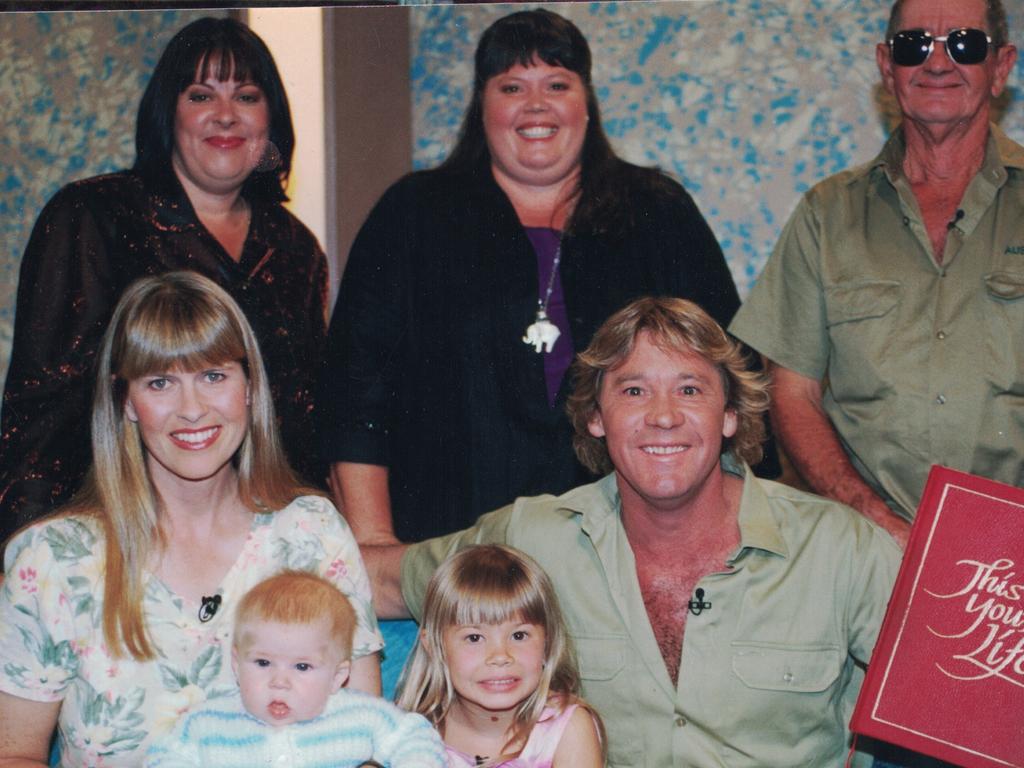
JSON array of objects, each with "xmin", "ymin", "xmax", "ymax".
[{"xmin": 850, "ymin": 466, "xmax": 1024, "ymax": 768}]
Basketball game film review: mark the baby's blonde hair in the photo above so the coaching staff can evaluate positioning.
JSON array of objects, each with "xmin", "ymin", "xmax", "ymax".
[
  {"xmin": 396, "ymin": 545, "xmax": 600, "ymax": 761},
  {"xmin": 234, "ymin": 570, "xmax": 356, "ymax": 661}
]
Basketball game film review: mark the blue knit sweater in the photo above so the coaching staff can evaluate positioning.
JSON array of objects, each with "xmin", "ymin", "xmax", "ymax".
[{"xmin": 144, "ymin": 688, "xmax": 445, "ymax": 768}]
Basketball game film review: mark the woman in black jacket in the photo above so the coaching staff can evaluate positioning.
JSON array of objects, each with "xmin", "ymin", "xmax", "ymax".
[{"xmin": 319, "ymin": 9, "xmax": 757, "ymax": 544}]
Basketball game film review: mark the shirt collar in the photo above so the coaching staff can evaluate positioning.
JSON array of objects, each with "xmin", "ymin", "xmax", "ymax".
[
  {"xmin": 990, "ymin": 123, "xmax": 1024, "ymax": 170},
  {"xmin": 563, "ymin": 473, "xmax": 621, "ymax": 538},
  {"xmin": 145, "ymin": 171, "xmax": 204, "ymax": 231},
  {"xmin": 728, "ymin": 460, "xmax": 788, "ymax": 563},
  {"xmin": 143, "ymin": 170, "xmax": 269, "ymax": 253},
  {"xmin": 875, "ymin": 122, "xmax": 1024, "ymax": 187},
  {"xmin": 558, "ymin": 454, "xmax": 788, "ymax": 559}
]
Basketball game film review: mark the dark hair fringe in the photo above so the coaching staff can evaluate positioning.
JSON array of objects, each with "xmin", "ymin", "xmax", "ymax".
[
  {"xmin": 438, "ymin": 8, "xmax": 679, "ymax": 237},
  {"xmin": 133, "ymin": 17, "xmax": 294, "ymax": 203}
]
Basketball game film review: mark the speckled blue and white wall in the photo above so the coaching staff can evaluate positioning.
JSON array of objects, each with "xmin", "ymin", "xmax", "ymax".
[{"xmin": 409, "ymin": 0, "xmax": 1024, "ymax": 296}]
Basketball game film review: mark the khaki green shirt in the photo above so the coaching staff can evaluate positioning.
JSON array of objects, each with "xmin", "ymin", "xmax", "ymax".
[
  {"xmin": 402, "ymin": 459, "xmax": 901, "ymax": 768},
  {"xmin": 730, "ymin": 126, "xmax": 1024, "ymax": 521}
]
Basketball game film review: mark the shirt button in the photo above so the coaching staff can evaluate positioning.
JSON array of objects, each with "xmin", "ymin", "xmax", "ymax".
[
  {"xmin": 902, "ymin": 216, "xmax": 910, "ymax": 225},
  {"xmin": 936, "ymin": 394, "xmax": 947, "ymax": 405},
  {"xmin": 675, "ymin": 716, "xmax": 687, "ymax": 727},
  {"xmin": 936, "ymin": 330, "xmax": 946, "ymax": 340},
  {"xmin": 783, "ymin": 672, "xmax": 794, "ymax": 683}
]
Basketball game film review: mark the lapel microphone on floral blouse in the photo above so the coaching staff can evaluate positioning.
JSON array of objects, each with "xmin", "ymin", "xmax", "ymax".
[{"xmin": 198, "ymin": 594, "xmax": 222, "ymax": 623}]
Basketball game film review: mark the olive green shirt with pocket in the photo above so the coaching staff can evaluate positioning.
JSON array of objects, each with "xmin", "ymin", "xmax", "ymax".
[
  {"xmin": 401, "ymin": 459, "xmax": 901, "ymax": 767},
  {"xmin": 730, "ymin": 125, "xmax": 1024, "ymax": 520}
]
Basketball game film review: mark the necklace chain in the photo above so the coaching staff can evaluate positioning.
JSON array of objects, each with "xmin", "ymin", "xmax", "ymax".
[{"xmin": 536, "ymin": 242, "xmax": 562, "ymax": 316}]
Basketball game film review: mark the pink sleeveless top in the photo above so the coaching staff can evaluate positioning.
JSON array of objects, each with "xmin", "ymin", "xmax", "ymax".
[{"xmin": 444, "ymin": 704, "xmax": 577, "ymax": 768}]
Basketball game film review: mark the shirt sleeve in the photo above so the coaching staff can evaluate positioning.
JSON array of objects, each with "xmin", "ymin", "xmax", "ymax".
[
  {"xmin": 299, "ymin": 496, "xmax": 385, "ymax": 658},
  {"xmin": 308, "ymin": 235, "xmax": 330, "ymax": 333},
  {"xmin": 280, "ymin": 222, "xmax": 330, "ymax": 486},
  {"xmin": 728, "ymin": 191, "xmax": 831, "ymax": 381},
  {"xmin": 400, "ymin": 505, "xmax": 515, "ymax": 621},
  {"xmin": 317, "ymin": 180, "xmax": 410, "ymax": 467},
  {"xmin": 845, "ymin": 521, "xmax": 902, "ymax": 665},
  {"xmin": 0, "ymin": 185, "xmax": 119, "ymax": 540},
  {"xmin": 0, "ymin": 522, "xmax": 87, "ymax": 702}
]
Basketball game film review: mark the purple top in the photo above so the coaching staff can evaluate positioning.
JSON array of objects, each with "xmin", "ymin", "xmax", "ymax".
[{"xmin": 525, "ymin": 227, "xmax": 574, "ymax": 406}]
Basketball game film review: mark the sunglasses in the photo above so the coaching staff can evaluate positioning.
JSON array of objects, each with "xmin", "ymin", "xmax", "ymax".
[{"xmin": 889, "ymin": 28, "xmax": 993, "ymax": 67}]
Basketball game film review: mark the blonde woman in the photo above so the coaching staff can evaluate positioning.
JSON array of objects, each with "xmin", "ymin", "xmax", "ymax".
[
  {"xmin": 396, "ymin": 544, "xmax": 603, "ymax": 767},
  {"xmin": 0, "ymin": 272, "xmax": 381, "ymax": 766}
]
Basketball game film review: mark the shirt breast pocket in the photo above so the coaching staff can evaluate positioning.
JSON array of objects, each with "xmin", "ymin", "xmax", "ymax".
[
  {"xmin": 824, "ymin": 280, "xmax": 903, "ymax": 405},
  {"xmin": 720, "ymin": 643, "xmax": 846, "ymax": 766},
  {"xmin": 574, "ymin": 634, "xmax": 639, "ymax": 765},
  {"xmin": 983, "ymin": 271, "xmax": 1024, "ymax": 396},
  {"xmin": 731, "ymin": 644, "xmax": 842, "ymax": 693}
]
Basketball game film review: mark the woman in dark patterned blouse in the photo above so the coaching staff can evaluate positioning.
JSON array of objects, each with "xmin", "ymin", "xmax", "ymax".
[{"xmin": 0, "ymin": 17, "xmax": 328, "ymax": 544}]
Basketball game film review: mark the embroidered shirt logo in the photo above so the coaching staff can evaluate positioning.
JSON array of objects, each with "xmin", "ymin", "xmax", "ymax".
[{"xmin": 1004, "ymin": 245, "xmax": 1024, "ymax": 255}]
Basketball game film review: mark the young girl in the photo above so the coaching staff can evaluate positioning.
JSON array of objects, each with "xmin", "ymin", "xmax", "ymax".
[{"xmin": 396, "ymin": 545, "xmax": 604, "ymax": 767}]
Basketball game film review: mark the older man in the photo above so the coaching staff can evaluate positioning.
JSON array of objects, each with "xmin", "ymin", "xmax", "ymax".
[
  {"xmin": 367, "ymin": 297, "xmax": 900, "ymax": 768},
  {"xmin": 730, "ymin": 0, "xmax": 1021, "ymax": 548}
]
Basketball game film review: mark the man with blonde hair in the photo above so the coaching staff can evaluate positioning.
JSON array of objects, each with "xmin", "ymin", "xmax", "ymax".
[{"xmin": 366, "ymin": 296, "xmax": 901, "ymax": 768}]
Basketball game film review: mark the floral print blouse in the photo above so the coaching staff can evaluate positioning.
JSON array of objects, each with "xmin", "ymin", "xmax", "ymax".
[{"xmin": 0, "ymin": 495, "xmax": 383, "ymax": 767}]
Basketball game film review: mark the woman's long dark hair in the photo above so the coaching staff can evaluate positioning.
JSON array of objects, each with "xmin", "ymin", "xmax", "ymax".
[
  {"xmin": 440, "ymin": 8, "xmax": 674, "ymax": 235},
  {"xmin": 133, "ymin": 16, "xmax": 294, "ymax": 203}
]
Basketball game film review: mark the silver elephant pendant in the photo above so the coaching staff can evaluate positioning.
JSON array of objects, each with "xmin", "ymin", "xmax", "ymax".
[{"xmin": 523, "ymin": 310, "xmax": 561, "ymax": 353}]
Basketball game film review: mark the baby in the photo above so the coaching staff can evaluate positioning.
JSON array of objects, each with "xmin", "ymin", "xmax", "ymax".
[{"xmin": 146, "ymin": 570, "xmax": 445, "ymax": 768}]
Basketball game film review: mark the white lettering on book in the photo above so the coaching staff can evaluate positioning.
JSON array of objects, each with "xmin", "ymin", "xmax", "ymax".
[{"xmin": 925, "ymin": 559, "xmax": 1024, "ymax": 687}]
